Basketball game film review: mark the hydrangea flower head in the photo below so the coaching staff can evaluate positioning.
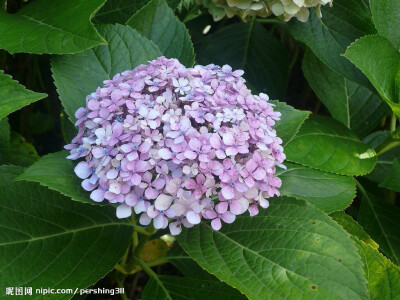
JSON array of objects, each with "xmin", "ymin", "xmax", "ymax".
[
  {"xmin": 66, "ymin": 56, "xmax": 285, "ymax": 235},
  {"xmin": 200, "ymin": 0, "xmax": 333, "ymax": 22}
]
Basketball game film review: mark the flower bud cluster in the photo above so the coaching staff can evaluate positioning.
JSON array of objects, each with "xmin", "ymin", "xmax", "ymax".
[
  {"xmin": 66, "ymin": 56, "xmax": 285, "ymax": 235},
  {"xmin": 199, "ymin": 0, "xmax": 333, "ymax": 22}
]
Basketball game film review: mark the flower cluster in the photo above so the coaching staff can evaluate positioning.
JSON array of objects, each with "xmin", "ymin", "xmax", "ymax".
[
  {"xmin": 66, "ymin": 56, "xmax": 285, "ymax": 235},
  {"xmin": 199, "ymin": 0, "xmax": 333, "ymax": 22}
]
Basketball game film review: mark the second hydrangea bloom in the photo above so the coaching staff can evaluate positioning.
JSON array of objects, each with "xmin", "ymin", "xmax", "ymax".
[
  {"xmin": 200, "ymin": 0, "xmax": 333, "ymax": 22},
  {"xmin": 66, "ymin": 57, "xmax": 285, "ymax": 235}
]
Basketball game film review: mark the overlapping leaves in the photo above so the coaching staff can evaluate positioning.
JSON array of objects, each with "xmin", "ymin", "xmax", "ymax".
[
  {"xmin": 0, "ymin": 0, "xmax": 106, "ymax": 54},
  {"xmin": 0, "ymin": 166, "xmax": 133, "ymax": 299}
]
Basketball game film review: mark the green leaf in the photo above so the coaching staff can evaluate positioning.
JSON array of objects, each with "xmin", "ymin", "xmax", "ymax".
[
  {"xmin": 16, "ymin": 150, "xmax": 93, "ymax": 204},
  {"xmin": 0, "ymin": 70, "xmax": 47, "ymax": 120},
  {"xmin": 177, "ymin": 198, "xmax": 367, "ymax": 300},
  {"xmin": 345, "ymin": 35, "xmax": 400, "ymax": 117},
  {"xmin": 196, "ymin": 22, "xmax": 289, "ymax": 100},
  {"xmin": 288, "ymin": 0, "xmax": 376, "ymax": 86},
  {"xmin": 364, "ymin": 131, "xmax": 400, "ymax": 183},
  {"xmin": 0, "ymin": 117, "xmax": 10, "ymax": 163},
  {"xmin": 6, "ymin": 131, "xmax": 39, "ymax": 167},
  {"xmin": 167, "ymin": 244, "xmax": 216, "ymax": 280},
  {"xmin": 0, "ymin": 0, "xmax": 107, "ymax": 54},
  {"xmin": 126, "ymin": 0, "xmax": 195, "ymax": 67},
  {"xmin": 302, "ymin": 49, "xmax": 388, "ymax": 137},
  {"xmin": 330, "ymin": 211, "xmax": 378, "ymax": 249},
  {"xmin": 370, "ymin": 0, "xmax": 400, "ymax": 49},
  {"xmin": 285, "ymin": 115, "xmax": 377, "ymax": 176},
  {"xmin": 379, "ymin": 159, "xmax": 400, "ymax": 192},
  {"xmin": 355, "ymin": 240, "xmax": 400, "ymax": 300},
  {"xmin": 277, "ymin": 162, "xmax": 356, "ymax": 213},
  {"xmin": 93, "ymin": 0, "xmax": 149, "ymax": 24},
  {"xmin": 142, "ymin": 275, "xmax": 246, "ymax": 300},
  {"xmin": 0, "ymin": 165, "xmax": 133, "ymax": 298},
  {"xmin": 270, "ymin": 100, "xmax": 309, "ymax": 146},
  {"xmin": 51, "ymin": 24, "xmax": 162, "ymax": 122},
  {"xmin": 358, "ymin": 182, "xmax": 400, "ymax": 264}
]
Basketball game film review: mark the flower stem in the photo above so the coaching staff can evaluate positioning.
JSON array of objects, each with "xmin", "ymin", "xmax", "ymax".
[{"xmin": 133, "ymin": 257, "xmax": 173, "ymax": 300}]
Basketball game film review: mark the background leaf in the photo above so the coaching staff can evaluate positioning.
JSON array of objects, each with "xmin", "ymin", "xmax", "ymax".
[
  {"xmin": 126, "ymin": 0, "xmax": 195, "ymax": 67},
  {"xmin": 287, "ymin": 0, "xmax": 376, "ymax": 86},
  {"xmin": 0, "ymin": 70, "xmax": 47, "ymax": 120},
  {"xmin": 358, "ymin": 183, "xmax": 400, "ymax": 264},
  {"xmin": 370, "ymin": 0, "xmax": 400, "ymax": 49},
  {"xmin": 364, "ymin": 131, "xmax": 400, "ymax": 183},
  {"xmin": 141, "ymin": 275, "xmax": 246, "ymax": 300},
  {"xmin": 0, "ymin": 117, "xmax": 10, "ymax": 163},
  {"xmin": 379, "ymin": 159, "xmax": 400, "ymax": 192},
  {"xmin": 0, "ymin": 165, "xmax": 133, "ymax": 299},
  {"xmin": 196, "ymin": 22, "xmax": 289, "ymax": 100},
  {"xmin": 177, "ymin": 198, "xmax": 367, "ymax": 300},
  {"xmin": 277, "ymin": 162, "xmax": 356, "ymax": 213},
  {"xmin": 345, "ymin": 35, "xmax": 400, "ymax": 117},
  {"xmin": 51, "ymin": 24, "xmax": 162, "ymax": 122},
  {"xmin": 16, "ymin": 150, "xmax": 93, "ymax": 204},
  {"xmin": 0, "ymin": 0, "xmax": 106, "ymax": 54},
  {"xmin": 285, "ymin": 115, "xmax": 377, "ymax": 176},
  {"xmin": 6, "ymin": 132, "xmax": 39, "ymax": 167},
  {"xmin": 302, "ymin": 49, "xmax": 388, "ymax": 138}
]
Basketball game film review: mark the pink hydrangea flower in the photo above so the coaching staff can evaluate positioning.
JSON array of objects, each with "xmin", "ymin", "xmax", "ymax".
[{"xmin": 66, "ymin": 56, "xmax": 285, "ymax": 235}]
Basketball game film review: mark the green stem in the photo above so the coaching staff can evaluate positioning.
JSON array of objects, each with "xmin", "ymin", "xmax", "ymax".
[
  {"xmin": 133, "ymin": 257, "xmax": 173, "ymax": 300},
  {"xmin": 125, "ymin": 225, "xmax": 157, "ymax": 273},
  {"xmin": 133, "ymin": 225, "xmax": 154, "ymax": 235},
  {"xmin": 116, "ymin": 278, "xmax": 128, "ymax": 300},
  {"xmin": 375, "ymin": 126, "xmax": 400, "ymax": 156},
  {"xmin": 390, "ymin": 113, "xmax": 397, "ymax": 132}
]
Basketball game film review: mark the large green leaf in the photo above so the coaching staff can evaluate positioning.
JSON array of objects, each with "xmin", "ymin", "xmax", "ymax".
[
  {"xmin": 0, "ymin": 70, "xmax": 47, "ymax": 120},
  {"xmin": 288, "ymin": 0, "xmax": 376, "ymax": 86},
  {"xmin": 358, "ymin": 183, "xmax": 400, "ymax": 264},
  {"xmin": 330, "ymin": 211, "xmax": 378, "ymax": 249},
  {"xmin": 370, "ymin": 0, "xmax": 400, "ymax": 49},
  {"xmin": 364, "ymin": 131, "xmax": 400, "ymax": 183},
  {"xmin": 355, "ymin": 240, "xmax": 400, "ymax": 300},
  {"xmin": 93, "ymin": 0, "xmax": 149, "ymax": 24},
  {"xmin": 277, "ymin": 162, "xmax": 355, "ymax": 213},
  {"xmin": 0, "ymin": 0, "xmax": 106, "ymax": 54},
  {"xmin": 345, "ymin": 35, "xmax": 400, "ymax": 117},
  {"xmin": 285, "ymin": 115, "xmax": 377, "ymax": 176},
  {"xmin": 16, "ymin": 150, "xmax": 93, "ymax": 204},
  {"xmin": 51, "ymin": 24, "xmax": 162, "ymax": 122},
  {"xmin": 177, "ymin": 198, "xmax": 367, "ymax": 300},
  {"xmin": 196, "ymin": 22, "xmax": 289, "ymax": 100},
  {"xmin": 270, "ymin": 100, "xmax": 309, "ymax": 146},
  {"xmin": 379, "ymin": 159, "xmax": 400, "ymax": 192},
  {"xmin": 302, "ymin": 49, "xmax": 388, "ymax": 137},
  {"xmin": 141, "ymin": 275, "xmax": 246, "ymax": 300},
  {"xmin": 126, "ymin": 0, "xmax": 195, "ymax": 67},
  {"xmin": 0, "ymin": 166, "xmax": 132, "ymax": 299}
]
